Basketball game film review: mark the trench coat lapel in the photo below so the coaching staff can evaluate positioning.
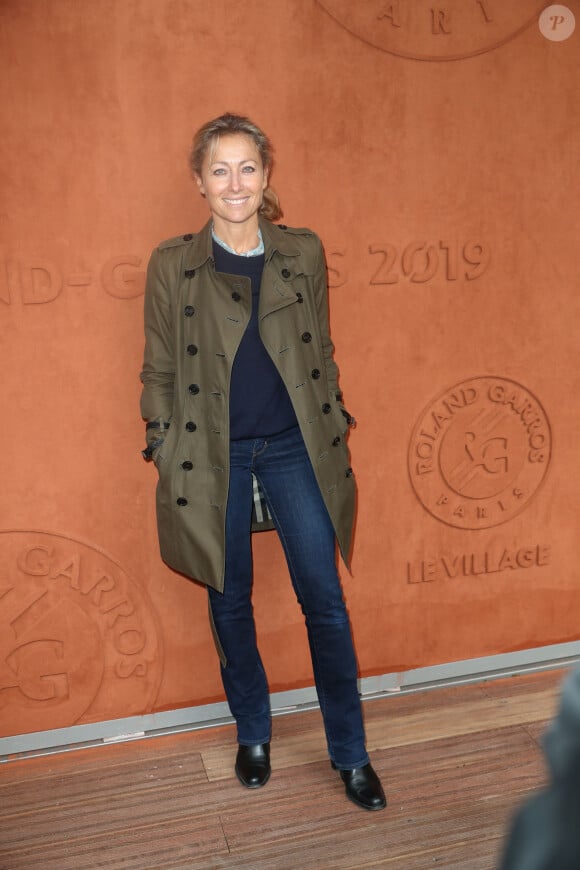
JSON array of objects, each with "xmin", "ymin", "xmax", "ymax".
[{"xmin": 259, "ymin": 218, "xmax": 303, "ymax": 320}]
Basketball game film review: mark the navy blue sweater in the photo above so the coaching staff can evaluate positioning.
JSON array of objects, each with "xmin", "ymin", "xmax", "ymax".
[{"xmin": 213, "ymin": 242, "xmax": 298, "ymax": 440}]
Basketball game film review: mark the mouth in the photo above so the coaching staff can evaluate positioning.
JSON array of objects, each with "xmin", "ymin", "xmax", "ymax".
[{"xmin": 223, "ymin": 197, "xmax": 250, "ymax": 206}]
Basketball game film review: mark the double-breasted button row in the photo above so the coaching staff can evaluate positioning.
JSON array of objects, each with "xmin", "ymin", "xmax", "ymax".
[
  {"xmin": 184, "ymin": 305, "xmax": 195, "ymax": 317},
  {"xmin": 177, "ymin": 497, "xmax": 188, "ymax": 506},
  {"xmin": 183, "ymin": 233, "xmax": 193, "ymax": 241},
  {"xmin": 311, "ymin": 368, "xmax": 320, "ymax": 379},
  {"xmin": 281, "ymin": 268, "xmax": 291, "ymax": 279},
  {"xmin": 187, "ymin": 344, "xmax": 198, "ymax": 356},
  {"xmin": 322, "ymin": 403, "xmax": 331, "ymax": 414},
  {"xmin": 185, "ymin": 421, "xmax": 197, "ymax": 432},
  {"xmin": 332, "ymin": 436, "xmax": 341, "ymax": 446},
  {"xmin": 181, "ymin": 461, "xmax": 193, "ymax": 470},
  {"xmin": 301, "ymin": 332, "xmax": 312, "ymax": 343},
  {"xmin": 188, "ymin": 383, "xmax": 199, "ymax": 394},
  {"xmin": 232, "ymin": 291, "xmax": 241, "ymax": 301},
  {"xmin": 184, "ymin": 269, "xmax": 195, "ymax": 279},
  {"xmin": 345, "ymin": 467, "xmax": 353, "ymax": 478}
]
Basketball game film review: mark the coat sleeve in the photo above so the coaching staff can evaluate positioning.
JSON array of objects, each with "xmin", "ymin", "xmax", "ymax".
[
  {"xmin": 312, "ymin": 236, "xmax": 355, "ymax": 427},
  {"xmin": 139, "ymin": 248, "xmax": 175, "ymax": 454}
]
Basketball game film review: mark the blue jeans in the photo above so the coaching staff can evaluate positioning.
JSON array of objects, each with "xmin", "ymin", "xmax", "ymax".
[{"xmin": 208, "ymin": 425, "xmax": 369, "ymax": 769}]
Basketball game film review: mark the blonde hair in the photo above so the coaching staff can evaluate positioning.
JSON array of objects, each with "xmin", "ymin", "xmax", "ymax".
[{"xmin": 190, "ymin": 113, "xmax": 283, "ymax": 222}]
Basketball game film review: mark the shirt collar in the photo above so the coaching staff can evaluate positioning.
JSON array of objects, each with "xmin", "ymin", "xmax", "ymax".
[
  {"xmin": 183, "ymin": 217, "xmax": 302, "ymax": 270},
  {"xmin": 211, "ymin": 226, "xmax": 264, "ymax": 257}
]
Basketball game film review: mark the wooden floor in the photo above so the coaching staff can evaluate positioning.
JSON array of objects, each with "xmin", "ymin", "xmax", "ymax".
[{"xmin": 0, "ymin": 668, "xmax": 567, "ymax": 870}]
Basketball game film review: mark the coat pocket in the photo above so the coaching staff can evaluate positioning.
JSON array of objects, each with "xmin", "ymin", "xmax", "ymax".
[
  {"xmin": 153, "ymin": 422, "xmax": 178, "ymax": 473},
  {"xmin": 331, "ymin": 398, "xmax": 353, "ymax": 437}
]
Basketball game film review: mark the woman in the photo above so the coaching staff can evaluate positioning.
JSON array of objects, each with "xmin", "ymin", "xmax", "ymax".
[{"xmin": 140, "ymin": 113, "xmax": 386, "ymax": 811}]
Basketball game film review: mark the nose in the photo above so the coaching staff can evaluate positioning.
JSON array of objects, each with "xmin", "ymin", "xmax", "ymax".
[{"xmin": 229, "ymin": 169, "xmax": 242, "ymax": 192}]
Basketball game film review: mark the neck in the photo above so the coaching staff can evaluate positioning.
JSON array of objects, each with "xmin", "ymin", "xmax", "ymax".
[{"xmin": 212, "ymin": 217, "xmax": 260, "ymax": 254}]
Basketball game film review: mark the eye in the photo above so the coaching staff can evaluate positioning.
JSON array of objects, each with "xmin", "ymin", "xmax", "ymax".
[
  {"xmin": 212, "ymin": 168, "xmax": 226, "ymax": 176},
  {"xmin": 242, "ymin": 165, "xmax": 256, "ymax": 173}
]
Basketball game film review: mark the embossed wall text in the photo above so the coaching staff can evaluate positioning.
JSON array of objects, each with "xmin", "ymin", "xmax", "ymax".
[
  {"xmin": 317, "ymin": 1, "xmax": 546, "ymax": 61},
  {"xmin": 0, "ymin": 256, "xmax": 146, "ymax": 304},
  {"xmin": 327, "ymin": 240, "xmax": 489, "ymax": 288},
  {"xmin": 0, "ymin": 244, "xmax": 490, "ymax": 300},
  {"xmin": 406, "ymin": 542, "xmax": 550, "ymax": 583}
]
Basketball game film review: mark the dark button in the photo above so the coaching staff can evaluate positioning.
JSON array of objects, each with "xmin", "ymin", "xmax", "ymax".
[
  {"xmin": 188, "ymin": 383, "xmax": 200, "ymax": 395},
  {"xmin": 184, "ymin": 269, "xmax": 195, "ymax": 279},
  {"xmin": 345, "ymin": 467, "xmax": 353, "ymax": 478},
  {"xmin": 311, "ymin": 368, "xmax": 321, "ymax": 379},
  {"xmin": 296, "ymin": 292, "xmax": 303, "ymax": 303},
  {"xmin": 278, "ymin": 224, "xmax": 287, "ymax": 230},
  {"xmin": 181, "ymin": 461, "xmax": 193, "ymax": 471},
  {"xmin": 232, "ymin": 291, "xmax": 241, "ymax": 302},
  {"xmin": 281, "ymin": 268, "xmax": 291, "ymax": 279},
  {"xmin": 186, "ymin": 344, "xmax": 198, "ymax": 356},
  {"xmin": 336, "ymin": 390, "xmax": 343, "ymax": 401},
  {"xmin": 176, "ymin": 497, "xmax": 188, "ymax": 506},
  {"xmin": 184, "ymin": 305, "xmax": 195, "ymax": 317},
  {"xmin": 183, "ymin": 233, "xmax": 193, "ymax": 241},
  {"xmin": 301, "ymin": 331, "xmax": 312, "ymax": 343},
  {"xmin": 185, "ymin": 421, "xmax": 197, "ymax": 432},
  {"xmin": 332, "ymin": 436, "xmax": 341, "ymax": 446},
  {"xmin": 322, "ymin": 403, "xmax": 331, "ymax": 414}
]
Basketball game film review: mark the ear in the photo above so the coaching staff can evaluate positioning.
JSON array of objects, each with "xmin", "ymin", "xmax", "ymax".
[
  {"xmin": 262, "ymin": 168, "xmax": 269, "ymax": 191},
  {"xmin": 195, "ymin": 174, "xmax": 206, "ymax": 197}
]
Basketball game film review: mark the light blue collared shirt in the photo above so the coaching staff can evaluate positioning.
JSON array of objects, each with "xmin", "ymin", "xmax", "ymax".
[{"xmin": 212, "ymin": 226, "xmax": 264, "ymax": 257}]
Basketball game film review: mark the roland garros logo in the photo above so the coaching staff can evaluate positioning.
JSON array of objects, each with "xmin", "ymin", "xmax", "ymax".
[
  {"xmin": 316, "ymin": 1, "xmax": 545, "ymax": 61},
  {"xmin": 0, "ymin": 531, "xmax": 163, "ymax": 735},
  {"xmin": 408, "ymin": 377, "xmax": 551, "ymax": 529}
]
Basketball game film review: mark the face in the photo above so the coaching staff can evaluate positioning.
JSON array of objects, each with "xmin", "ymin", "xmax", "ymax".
[{"xmin": 195, "ymin": 133, "xmax": 268, "ymax": 231}]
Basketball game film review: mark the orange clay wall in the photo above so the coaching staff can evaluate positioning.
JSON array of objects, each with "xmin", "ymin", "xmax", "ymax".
[{"xmin": 2, "ymin": 1, "xmax": 579, "ymax": 738}]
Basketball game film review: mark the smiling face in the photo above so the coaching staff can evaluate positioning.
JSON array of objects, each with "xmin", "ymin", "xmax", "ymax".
[{"xmin": 195, "ymin": 133, "xmax": 268, "ymax": 237}]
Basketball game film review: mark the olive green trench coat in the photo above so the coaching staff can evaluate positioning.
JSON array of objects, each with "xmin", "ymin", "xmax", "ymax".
[{"xmin": 140, "ymin": 217, "xmax": 356, "ymax": 592}]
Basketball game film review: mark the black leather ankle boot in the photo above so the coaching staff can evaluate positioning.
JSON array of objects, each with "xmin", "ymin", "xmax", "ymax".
[
  {"xmin": 332, "ymin": 761, "xmax": 387, "ymax": 810},
  {"xmin": 235, "ymin": 743, "xmax": 271, "ymax": 788}
]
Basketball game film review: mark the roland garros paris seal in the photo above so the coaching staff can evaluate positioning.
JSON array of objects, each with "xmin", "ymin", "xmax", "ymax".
[
  {"xmin": 408, "ymin": 376, "xmax": 551, "ymax": 529},
  {"xmin": 316, "ymin": 1, "xmax": 545, "ymax": 61},
  {"xmin": 0, "ymin": 531, "xmax": 163, "ymax": 736}
]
